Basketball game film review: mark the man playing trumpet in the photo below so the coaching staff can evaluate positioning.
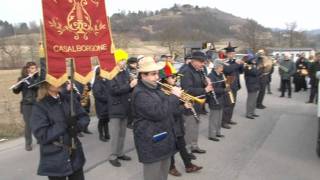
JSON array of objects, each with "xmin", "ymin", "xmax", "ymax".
[{"xmin": 132, "ymin": 57, "xmax": 179, "ymax": 180}]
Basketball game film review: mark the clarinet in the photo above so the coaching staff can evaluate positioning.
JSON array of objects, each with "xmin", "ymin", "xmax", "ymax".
[
  {"xmin": 200, "ymin": 69, "xmax": 219, "ymax": 105},
  {"xmin": 190, "ymin": 105, "xmax": 201, "ymax": 123}
]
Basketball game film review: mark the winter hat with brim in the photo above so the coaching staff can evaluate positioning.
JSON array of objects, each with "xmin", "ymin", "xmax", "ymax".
[
  {"xmin": 191, "ymin": 51, "xmax": 207, "ymax": 61},
  {"xmin": 224, "ymin": 42, "xmax": 237, "ymax": 53},
  {"xmin": 138, "ymin": 57, "xmax": 165, "ymax": 73}
]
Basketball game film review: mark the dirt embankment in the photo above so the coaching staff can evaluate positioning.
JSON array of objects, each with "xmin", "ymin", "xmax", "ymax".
[{"xmin": 0, "ymin": 69, "xmax": 24, "ymax": 138}]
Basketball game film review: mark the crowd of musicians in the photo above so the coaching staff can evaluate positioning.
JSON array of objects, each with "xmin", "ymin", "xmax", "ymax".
[{"xmin": 11, "ymin": 42, "xmax": 320, "ymax": 180}]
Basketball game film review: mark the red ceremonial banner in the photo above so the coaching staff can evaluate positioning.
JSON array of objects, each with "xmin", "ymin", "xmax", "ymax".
[{"xmin": 42, "ymin": 0, "xmax": 118, "ymax": 87}]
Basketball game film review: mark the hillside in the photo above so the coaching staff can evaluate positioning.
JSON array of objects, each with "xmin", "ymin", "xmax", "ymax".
[{"xmin": 110, "ymin": 4, "xmax": 268, "ymax": 42}]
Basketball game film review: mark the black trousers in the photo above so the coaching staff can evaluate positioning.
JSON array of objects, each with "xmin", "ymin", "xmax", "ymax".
[
  {"xmin": 48, "ymin": 169, "xmax": 84, "ymax": 180},
  {"xmin": 294, "ymin": 75, "xmax": 307, "ymax": 92},
  {"xmin": 257, "ymin": 78, "xmax": 267, "ymax": 106},
  {"xmin": 281, "ymin": 79, "xmax": 292, "ymax": 97},
  {"xmin": 170, "ymin": 136, "xmax": 192, "ymax": 169},
  {"xmin": 222, "ymin": 91, "xmax": 237, "ymax": 124},
  {"xmin": 98, "ymin": 118, "xmax": 109, "ymax": 138},
  {"xmin": 22, "ymin": 104, "xmax": 33, "ymax": 146},
  {"xmin": 309, "ymin": 84, "xmax": 318, "ymax": 102},
  {"xmin": 266, "ymin": 83, "xmax": 271, "ymax": 93}
]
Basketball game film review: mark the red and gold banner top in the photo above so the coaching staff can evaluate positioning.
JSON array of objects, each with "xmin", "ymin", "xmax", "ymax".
[{"xmin": 42, "ymin": 0, "xmax": 118, "ymax": 87}]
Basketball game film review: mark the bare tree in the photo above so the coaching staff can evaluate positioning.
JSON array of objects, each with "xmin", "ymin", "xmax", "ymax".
[
  {"xmin": 157, "ymin": 21, "xmax": 183, "ymax": 55},
  {"xmin": 0, "ymin": 38, "xmax": 23, "ymax": 68},
  {"xmin": 113, "ymin": 33, "xmax": 130, "ymax": 49},
  {"xmin": 285, "ymin": 22, "xmax": 297, "ymax": 48},
  {"xmin": 238, "ymin": 19, "xmax": 264, "ymax": 51}
]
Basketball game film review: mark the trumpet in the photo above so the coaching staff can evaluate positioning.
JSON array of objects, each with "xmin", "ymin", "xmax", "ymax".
[
  {"xmin": 157, "ymin": 81, "xmax": 205, "ymax": 122},
  {"xmin": 157, "ymin": 81, "xmax": 206, "ymax": 105}
]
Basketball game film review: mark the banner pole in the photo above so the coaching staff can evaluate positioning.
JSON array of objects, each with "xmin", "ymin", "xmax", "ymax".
[{"xmin": 68, "ymin": 58, "xmax": 77, "ymax": 150}]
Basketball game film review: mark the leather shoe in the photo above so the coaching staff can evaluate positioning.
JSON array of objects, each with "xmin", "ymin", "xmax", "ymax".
[
  {"xmin": 208, "ymin": 137, "xmax": 220, "ymax": 142},
  {"xmin": 217, "ymin": 134, "xmax": 225, "ymax": 138},
  {"xmin": 169, "ymin": 168, "xmax": 182, "ymax": 176},
  {"xmin": 186, "ymin": 164, "xmax": 203, "ymax": 173},
  {"xmin": 83, "ymin": 129, "xmax": 92, "ymax": 134},
  {"xmin": 188, "ymin": 153, "xmax": 197, "ymax": 160},
  {"xmin": 222, "ymin": 124, "xmax": 231, "ymax": 129},
  {"xmin": 256, "ymin": 105, "xmax": 266, "ymax": 109},
  {"xmin": 252, "ymin": 114, "xmax": 259, "ymax": 117},
  {"xmin": 109, "ymin": 159, "xmax": 121, "ymax": 167},
  {"xmin": 191, "ymin": 149, "xmax": 206, "ymax": 154},
  {"xmin": 99, "ymin": 135, "xmax": 108, "ymax": 142},
  {"xmin": 246, "ymin": 115, "xmax": 254, "ymax": 119},
  {"xmin": 279, "ymin": 95, "xmax": 285, "ymax": 98},
  {"xmin": 77, "ymin": 132, "xmax": 84, "ymax": 137},
  {"xmin": 118, "ymin": 155, "xmax": 131, "ymax": 161},
  {"xmin": 228, "ymin": 121, "xmax": 237, "ymax": 125},
  {"xmin": 25, "ymin": 144, "xmax": 32, "ymax": 151}
]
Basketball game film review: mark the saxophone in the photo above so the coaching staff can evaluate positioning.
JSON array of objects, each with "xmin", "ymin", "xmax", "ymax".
[
  {"xmin": 80, "ymin": 84, "xmax": 91, "ymax": 107},
  {"xmin": 223, "ymin": 74, "xmax": 235, "ymax": 104}
]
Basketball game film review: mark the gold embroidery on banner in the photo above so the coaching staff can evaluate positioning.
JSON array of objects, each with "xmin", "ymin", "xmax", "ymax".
[{"xmin": 48, "ymin": 0, "xmax": 106, "ymax": 40}]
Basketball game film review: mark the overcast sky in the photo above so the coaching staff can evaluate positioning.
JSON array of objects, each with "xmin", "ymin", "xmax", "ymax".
[{"xmin": 1, "ymin": 0, "xmax": 318, "ymax": 30}]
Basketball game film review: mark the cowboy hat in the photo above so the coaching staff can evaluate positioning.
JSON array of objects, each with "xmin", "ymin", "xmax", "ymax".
[{"xmin": 138, "ymin": 57, "xmax": 165, "ymax": 73}]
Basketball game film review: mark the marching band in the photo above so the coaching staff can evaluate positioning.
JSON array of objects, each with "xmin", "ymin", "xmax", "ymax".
[{"xmin": 10, "ymin": 43, "xmax": 320, "ymax": 180}]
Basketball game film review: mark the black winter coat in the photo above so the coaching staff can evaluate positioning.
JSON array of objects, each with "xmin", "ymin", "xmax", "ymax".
[
  {"xmin": 92, "ymin": 77, "xmax": 110, "ymax": 120},
  {"xmin": 168, "ymin": 95, "xmax": 185, "ymax": 137},
  {"xmin": 109, "ymin": 70, "xmax": 133, "ymax": 119},
  {"xmin": 13, "ymin": 74, "xmax": 40, "ymax": 106},
  {"xmin": 178, "ymin": 63, "xmax": 189, "ymax": 75},
  {"xmin": 308, "ymin": 61, "xmax": 320, "ymax": 87},
  {"xmin": 207, "ymin": 70, "xmax": 228, "ymax": 109},
  {"xmin": 30, "ymin": 94, "xmax": 89, "ymax": 177},
  {"xmin": 180, "ymin": 64, "xmax": 207, "ymax": 115},
  {"xmin": 132, "ymin": 81, "xmax": 176, "ymax": 164},
  {"xmin": 244, "ymin": 65, "xmax": 260, "ymax": 93},
  {"xmin": 223, "ymin": 59, "xmax": 244, "ymax": 93}
]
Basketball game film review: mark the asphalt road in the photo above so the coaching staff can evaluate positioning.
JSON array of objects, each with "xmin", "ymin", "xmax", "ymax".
[{"xmin": 1, "ymin": 73, "xmax": 319, "ymax": 180}]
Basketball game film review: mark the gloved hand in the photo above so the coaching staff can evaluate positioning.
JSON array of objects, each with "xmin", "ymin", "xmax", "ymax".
[
  {"xmin": 66, "ymin": 115, "xmax": 78, "ymax": 127},
  {"xmin": 67, "ymin": 126, "xmax": 78, "ymax": 138}
]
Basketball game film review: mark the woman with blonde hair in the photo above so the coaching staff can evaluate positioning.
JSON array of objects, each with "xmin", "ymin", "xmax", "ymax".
[{"xmin": 30, "ymin": 81, "xmax": 89, "ymax": 180}]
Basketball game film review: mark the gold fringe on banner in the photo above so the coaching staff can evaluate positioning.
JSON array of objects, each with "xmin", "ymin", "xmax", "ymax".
[
  {"xmin": 74, "ymin": 71, "xmax": 94, "ymax": 85},
  {"xmin": 46, "ymin": 73, "xmax": 68, "ymax": 88}
]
